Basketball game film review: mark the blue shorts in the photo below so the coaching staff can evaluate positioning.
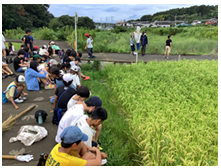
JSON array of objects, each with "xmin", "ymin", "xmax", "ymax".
[
  {"xmin": 13, "ymin": 88, "xmax": 19, "ymax": 99},
  {"xmin": 16, "ymin": 67, "xmax": 25, "ymax": 73},
  {"xmin": 136, "ymin": 43, "xmax": 140, "ymax": 50},
  {"xmin": 131, "ymin": 46, "xmax": 135, "ymax": 52}
]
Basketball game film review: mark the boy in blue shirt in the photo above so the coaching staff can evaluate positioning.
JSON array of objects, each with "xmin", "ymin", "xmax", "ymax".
[{"xmin": 23, "ymin": 47, "xmax": 32, "ymax": 62}]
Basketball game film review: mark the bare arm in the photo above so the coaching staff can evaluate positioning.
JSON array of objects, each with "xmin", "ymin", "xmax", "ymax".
[
  {"xmin": 85, "ymin": 147, "xmax": 102, "ymax": 166},
  {"xmin": 170, "ymin": 42, "xmax": 172, "ymax": 48},
  {"xmin": 85, "ymin": 42, "xmax": 89, "ymax": 49},
  {"xmin": 10, "ymin": 97, "xmax": 19, "ymax": 109}
]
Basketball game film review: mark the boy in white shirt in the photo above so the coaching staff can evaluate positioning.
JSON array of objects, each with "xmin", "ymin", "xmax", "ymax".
[{"xmin": 67, "ymin": 86, "xmax": 90, "ymax": 110}]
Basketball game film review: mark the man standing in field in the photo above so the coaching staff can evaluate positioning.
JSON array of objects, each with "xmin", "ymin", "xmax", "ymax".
[{"xmin": 164, "ymin": 35, "xmax": 172, "ymax": 60}]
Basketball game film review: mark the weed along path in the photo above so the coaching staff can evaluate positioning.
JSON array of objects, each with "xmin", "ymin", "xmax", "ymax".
[{"xmin": 6, "ymin": 39, "xmax": 218, "ymax": 62}]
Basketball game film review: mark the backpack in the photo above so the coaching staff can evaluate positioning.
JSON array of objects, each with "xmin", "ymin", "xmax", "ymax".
[
  {"xmin": 37, "ymin": 153, "xmax": 48, "ymax": 166},
  {"xmin": 52, "ymin": 87, "xmax": 71, "ymax": 125},
  {"xmin": 2, "ymin": 85, "xmax": 17, "ymax": 103}
]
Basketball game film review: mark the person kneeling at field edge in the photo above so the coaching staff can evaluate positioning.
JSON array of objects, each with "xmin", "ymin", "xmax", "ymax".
[
  {"xmin": 46, "ymin": 126, "xmax": 104, "ymax": 166},
  {"xmin": 4, "ymin": 75, "xmax": 28, "ymax": 110}
]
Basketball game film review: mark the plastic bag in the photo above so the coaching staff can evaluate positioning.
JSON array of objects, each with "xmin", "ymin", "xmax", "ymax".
[{"xmin": 9, "ymin": 125, "xmax": 48, "ymax": 146}]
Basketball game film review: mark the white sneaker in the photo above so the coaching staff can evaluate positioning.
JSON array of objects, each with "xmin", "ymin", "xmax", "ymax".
[
  {"xmin": 102, "ymin": 159, "xmax": 107, "ymax": 165},
  {"xmin": 19, "ymin": 96, "xmax": 27, "ymax": 100},
  {"xmin": 14, "ymin": 98, "xmax": 24, "ymax": 104}
]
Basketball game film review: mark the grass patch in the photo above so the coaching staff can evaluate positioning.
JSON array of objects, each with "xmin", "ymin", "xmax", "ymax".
[
  {"xmin": 102, "ymin": 60, "xmax": 218, "ymax": 166},
  {"xmin": 6, "ymin": 42, "xmax": 21, "ymax": 51},
  {"xmin": 81, "ymin": 67, "xmax": 139, "ymax": 166}
]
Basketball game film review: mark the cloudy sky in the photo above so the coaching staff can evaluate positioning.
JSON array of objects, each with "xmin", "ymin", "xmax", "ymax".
[{"xmin": 48, "ymin": 4, "xmax": 217, "ymax": 23}]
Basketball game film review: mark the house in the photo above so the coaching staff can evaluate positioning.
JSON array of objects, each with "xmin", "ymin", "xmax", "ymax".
[
  {"xmin": 175, "ymin": 23, "xmax": 192, "ymax": 27},
  {"xmin": 192, "ymin": 20, "xmax": 201, "ymax": 25},
  {"xmin": 116, "ymin": 21, "xmax": 126, "ymax": 26},
  {"xmin": 152, "ymin": 21, "xmax": 171, "ymax": 27}
]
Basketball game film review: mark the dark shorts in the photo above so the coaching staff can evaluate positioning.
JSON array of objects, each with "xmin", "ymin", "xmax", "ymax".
[
  {"xmin": 92, "ymin": 141, "xmax": 98, "ymax": 147},
  {"xmin": 131, "ymin": 46, "xmax": 135, "ymax": 51}
]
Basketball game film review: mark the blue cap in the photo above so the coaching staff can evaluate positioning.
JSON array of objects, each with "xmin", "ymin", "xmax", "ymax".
[
  {"xmin": 89, "ymin": 96, "xmax": 102, "ymax": 107},
  {"xmin": 60, "ymin": 126, "xmax": 88, "ymax": 144}
]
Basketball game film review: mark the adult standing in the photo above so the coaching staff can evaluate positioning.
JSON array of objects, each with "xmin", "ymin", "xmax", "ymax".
[
  {"xmin": 2, "ymin": 33, "xmax": 6, "ymax": 59},
  {"xmin": 22, "ymin": 29, "xmax": 32, "ymax": 54},
  {"xmin": 133, "ymin": 26, "xmax": 141, "ymax": 51},
  {"xmin": 140, "ymin": 31, "xmax": 148, "ymax": 56}
]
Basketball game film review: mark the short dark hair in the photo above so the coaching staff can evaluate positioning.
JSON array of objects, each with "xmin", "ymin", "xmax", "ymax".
[
  {"xmin": 42, "ymin": 45, "xmax": 45, "ymax": 49},
  {"xmin": 91, "ymin": 107, "xmax": 108, "ymax": 121},
  {"xmin": 61, "ymin": 140, "xmax": 81, "ymax": 148},
  {"xmin": 78, "ymin": 52, "xmax": 82, "ymax": 58},
  {"xmin": 21, "ymin": 44, "xmax": 25, "ymax": 48},
  {"xmin": 50, "ymin": 67, "xmax": 60, "ymax": 77},
  {"xmin": 15, "ymin": 75, "xmax": 19, "ymax": 82},
  {"xmin": 25, "ymin": 29, "xmax": 31, "ymax": 34},
  {"xmin": 168, "ymin": 35, "xmax": 171, "ymax": 39},
  {"xmin": 17, "ymin": 49, "xmax": 26, "ymax": 56},
  {"xmin": 62, "ymin": 62, "xmax": 71, "ymax": 69},
  {"xmin": 24, "ymin": 46, "xmax": 29, "ymax": 52},
  {"xmin": 76, "ymin": 86, "xmax": 90, "ymax": 98},
  {"xmin": 30, "ymin": 61, "xmax": 39, "ymax": 72},
  {"xmin": 62, "ymin": 79, "xmax": 73, "ymax": 86},
  {"xmin": 69, "ymin": 51, "xmax": 76, "ymax": 58},
  {"xmin": 41, "ymin": 55, "xmax": 47, "ymax": 60},
  {"xmin": 65, "ymin": 49, "xmax": 72, "ymax": 56}
]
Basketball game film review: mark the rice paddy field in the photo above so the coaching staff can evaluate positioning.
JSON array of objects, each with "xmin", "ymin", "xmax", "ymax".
[{"xmin": 81, "ymin": 59, "xmax": 218, "ymax": 166}]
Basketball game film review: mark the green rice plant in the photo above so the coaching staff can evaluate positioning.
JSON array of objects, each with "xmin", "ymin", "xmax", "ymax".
[{"xmin": 103, "ymin": 60, "xmax": 218, "ymax": 166}]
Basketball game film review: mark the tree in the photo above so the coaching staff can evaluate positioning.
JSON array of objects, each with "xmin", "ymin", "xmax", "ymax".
[
  {"xmin": 78, "ymin": 17, "xmax": 95, "ymax": 29},
  {"xmin": 140, "ymin": 15, "xmax": 152, "ymax": 22}
]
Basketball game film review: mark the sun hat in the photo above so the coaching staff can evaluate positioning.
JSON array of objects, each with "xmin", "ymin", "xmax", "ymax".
[
  {"xmin": 17, "ymin": 75, "xmax": 26, "ymax": 84},
  {"xmin": 86, "ymin": 96, "xmax": 102, "ymax": 108},
  {"xmin": 60, "ymin": 126, "xmax": 88, "ymax": 144},
  {"xmin": 71, "ymin": 65, "xmax": 79, "ymax": 72},
  {"xmin": 63, "ymin": 73, "xmax": 74, "ymax": 83}
]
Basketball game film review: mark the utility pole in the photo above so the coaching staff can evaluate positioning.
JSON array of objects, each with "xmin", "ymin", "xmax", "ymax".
[
  {"xmin": 75, "ymin": 12, "xmax": 78, "ymax": 52},
  {"xmin": 106, "ymin": 17, "xmax": 107, "ymax": 27},
  {"xmin": 101, "ymin": 18, "xmax": 102, "ymax": 28}
]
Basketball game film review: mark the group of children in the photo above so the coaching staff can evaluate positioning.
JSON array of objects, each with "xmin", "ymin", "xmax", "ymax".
[{"xmin": 3, "ymin": 38, "xmax": 108, "ymax": 165}]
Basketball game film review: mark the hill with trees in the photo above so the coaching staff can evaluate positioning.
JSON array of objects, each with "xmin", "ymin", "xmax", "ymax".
[{"xmin": 138, "ymin": 5, "xmax": 218, "ymax": 23}]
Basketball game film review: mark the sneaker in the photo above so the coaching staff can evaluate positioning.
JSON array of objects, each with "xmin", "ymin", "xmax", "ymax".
[
  {"xmin": 19, "ymin": 96, "xmax": 27, "ymax": 100},
  {"xmin": 102, "ymin": 159, "xmax": 107, "ymax": 165},
  {"xmin": 167, "ymin": 57, "xmax": 169, "ymax": 60},
  {"xmin": 14, "ymin": 98, "xmax": 24, "ymax": 104},
  {"xmin": 164, "ymin": 56, "xmax": 166, "ymax": 59},
  {"xmin": 45, "ymin": 84, "xmax": 54, "ymax": 89},
  {"xmin": 83, "ymin": 76, "xmax": 90, "ymax": 81},
  {"xmin": 86, "ymin": 57, "xmax": 90, "ymax": 60}
]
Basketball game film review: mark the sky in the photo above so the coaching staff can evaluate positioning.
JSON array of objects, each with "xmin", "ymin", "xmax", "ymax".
[{"xmin": 47, "ymin": 4, "xmax": 218, "ymax": 23}]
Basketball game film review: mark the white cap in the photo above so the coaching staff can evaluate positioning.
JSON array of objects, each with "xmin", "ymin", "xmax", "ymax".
[
  {"xmin": 50, "ymin": 59, "xmax": 58, "ymax": 65},
  {"xmin": 50, "ymin": 41, "xmax": 55, "ymax": 45},
  {"xmin": 63, "ymin": 73, "xmax": 73, "ymax": 83},
  {"xmin": 18, "ymin": 75, "xmax": 26, "ymax": 84},
  {"xmin": 71, "ymin": 65, "xmax": 79, "ymax": 72},
  {"xmin": 43, "ymin": 45, "xmax": 47, "ymax": 48}
]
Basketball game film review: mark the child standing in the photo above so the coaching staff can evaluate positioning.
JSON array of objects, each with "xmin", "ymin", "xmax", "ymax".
[
  {"xmin": 164, "ymin": 35, "xmax": 172, "ymax": 60},
  {"xmin": 130, "ymin": 35, "xmax": 135, "ymax": 56}
]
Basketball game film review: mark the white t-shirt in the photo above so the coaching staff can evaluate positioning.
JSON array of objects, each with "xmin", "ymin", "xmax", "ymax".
[
  {"xmin": 2, "ymin": 34, "xmax": 6, "ymax": 49},
  {"xmin": 72, "ymin": 74, "xmax": 80, "ymax": 88},
  {"xmin": 67, "ymin": 94, "xmax": 78, "ymax": 110},
  {"xmin": 75, "ymin": 115, "xmax": 96, "ymax": 147},
  {"xmin": 87, "ymin": 38, "xmax": 92, "ymax": 48},
  {"xmin": 39, "ymin": 48, "xmax": 48, "ymax": 55},
  {"xmin": 55, "ymin": 104, "xmax": 85, "ymax": 143}
]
